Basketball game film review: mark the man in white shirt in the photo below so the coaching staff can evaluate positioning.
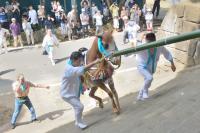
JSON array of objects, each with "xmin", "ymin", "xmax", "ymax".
[
  {"xmin": 28, "ymin": 5, "xmax": 38, "ymax": 30},
  {"xmin": 61, "ymin": 51, "xmax": 102, "ymax": 129},
  {"xmin": 42, "ymin": 29, "xmax": 59, "ymax": 66},
  {"xmin": 136, "ymin": 33, "xmax": 176, "ymax": 100},
  {"xmin": 0, "ymin": 23, "xmax": 9, "ymax": 54}
]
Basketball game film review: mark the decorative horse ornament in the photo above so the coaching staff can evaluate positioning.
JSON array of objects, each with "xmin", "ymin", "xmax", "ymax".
[{"xmin": 79, "ymin": 31, "xmax": 121, "ymax": 114}]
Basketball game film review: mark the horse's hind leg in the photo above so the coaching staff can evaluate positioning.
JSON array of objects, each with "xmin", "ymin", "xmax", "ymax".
[
  {"xmin": 108, "ymin": 78, "xmax": 121, "ymax": 112},
  {"xmin": 98, "ymin": 83, "xmax": 119, "ymax": 114},
  {"xmin": 89, "ymin": 87, "xmax": 104, "ymax": 108}
]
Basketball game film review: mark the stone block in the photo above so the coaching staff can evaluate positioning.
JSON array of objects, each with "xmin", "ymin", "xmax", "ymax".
[
  {"xmin": 175, "ymin": 18, "xmax": 183, "ymax": 33},
  {"xmin": 170, "ymin": 48, "xmax": 188, "ymax": 64},
  {"xmin": 188, "ymin": 39, "xmax": 198, "ymax": 56},
  {"xmin": 184, "ymin": 4, "xmax": 200, "ymax": 23},
  {"xmin": 174, "ymin": 40, "xmax": 190, "ymax": 52},
  {"xmin": 194, "ymin": 41, "xmax": 200, "ymax": 64},
  {"xmin": 161, "ymin": 8, "xmax": 177, "ymax": 32},
  {"xmin": 182, "ymin": 21, "xmax": 200, "ymax": 33},
  {"xmin": 176, "ymin": 4, "xmax": 185, "ymax": 18},
  {"xmin": 186, "ymin": 56, "xmax": 195, "ymax": 66}
]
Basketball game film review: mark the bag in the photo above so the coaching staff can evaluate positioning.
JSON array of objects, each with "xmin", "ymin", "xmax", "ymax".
[{"xmin": 42, "ymin": 49, "xmax": 48, "ymax": 55}]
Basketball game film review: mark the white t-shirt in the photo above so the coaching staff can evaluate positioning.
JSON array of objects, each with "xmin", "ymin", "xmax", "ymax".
[
  {"xmin": 80, "ymin": 13, "xmax": 89, "ymax": 25},
  {"xmin": 127, "ymin": 22, "xmax": 140, "ymax": 39},
  {"xmin": 29, "ymin": 9, "xmax": 38, "ymax": 24},
  {"xmin": 94, "ymin": 15, "xmax": 103, "ymax": 26},
  {"xmin": 60, "ymin": 63, "xmax": 84, "ymax": 98},
  {"xmin": 22, "ymin": 22, "xmax": 33, "ymax": 33},
  {"xmin": 42, "ymin": 34, "xmax": 59, "ymax": 47},
  {"xmin": 0, "ymin": 28, "xmax": 9, "ymax": 43}
]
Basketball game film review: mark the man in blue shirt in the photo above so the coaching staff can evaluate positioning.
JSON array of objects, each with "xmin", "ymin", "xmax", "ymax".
[{"xmin": 60, "ymin": 51, "xmax": 102, "ymax": 129}]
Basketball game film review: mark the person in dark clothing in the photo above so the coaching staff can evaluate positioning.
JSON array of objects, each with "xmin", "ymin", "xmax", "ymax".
[{"xmin": 152, "ymin": 0, "xmax": 160, "ymax": 18}]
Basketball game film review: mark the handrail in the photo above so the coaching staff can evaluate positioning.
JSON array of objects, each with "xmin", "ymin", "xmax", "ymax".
[{"xmin": 111, "ymin": 30, "xmax": 200, "ymax": 57}]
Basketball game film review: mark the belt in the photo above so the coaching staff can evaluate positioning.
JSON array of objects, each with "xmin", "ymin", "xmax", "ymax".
[{"xmin": 17, "ymin": 96, "xmax": 28, "ymax": 99}]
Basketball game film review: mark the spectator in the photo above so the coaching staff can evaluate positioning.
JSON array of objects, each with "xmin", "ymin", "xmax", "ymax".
[
  {"xmin": 81, "ymin": 0, "xmax": 91, "ymax": 20},
  {"xmin": 81, "ymin": 0, "xmax": 90, "ymax": 8},
  {"xmin": 94, "ymin": 10, "xmax": 103, "ymax": 35},
  {"xmin": 5, "ymin": 1, "xmax": 13, "ymax": 25},
  {"xmin": 60, "ymin": 11, "xmax": 68, "ymax": 39},
  {"xmin": 52, "ymin": 1, "xmax": 62, "ymax": 24},
  {"xmin": 28, "ymin": 5, "xmax": 38, "ymax": 30},
  {"xmin": 37, "ymin": 4, "xmax": 45, "ymax": 28},
  {"xmin": 127, "ymin": 19, "xmax": 140, "ymax": 47},
  {"xmin": 102, "ymin": 2, "xmax": 109, "ymax": 23},
  {"xmin": 11, "ymin": 0, "xmax": 20, "ymax": 9},
  {"xmin": 152, "ymin": 0, "xmax": 160, "ymax": 18},
  {"xmin": 42, "ymin": 29, "xmax": 59, "ymax": 66},
  {"xmin": 0, "ymin": 7, "xmax": 8, "ymax": 28},
  {"xmin": 127, "ymin": 0, "xmax": 135, "ymax": 9},
  {"xmin": 0, "ymin": 23, "xmax": 9, "ymax": 54},
  {"xmin": 120, "ymin": 6, "xmax": 129, "ymax": 29},
  {"xmin": 22, "ymin": 18, "xmax": 34, "ymax": 45},
  {"xmin": 10, "ymin": 18, "xmax": 23, "ymax": 47},
  {"xmin": 109, "ymin": 2, "xmax": 119, "ymax": 31},
  {"xmin": 67, "ymin": 8, "xmax": 78, "ymax": 39},
  {"xmin": 12, "ymin": 5, "xmax": 20, "ymax": 23},
  {"xmin": 145, "ymin": 8, "xmax": 153, "ymax": 32},
  {"xmin": 44, "ymin": 15, "xmax": 55, "ymax": 33},
  {"xmin": 130, "ymin": 4, "xmax": 141, "ymax": 25},
  {"xmin": 91, "ymin": 3, "xmax": 98, "ymax": 26},
  {"xmin": 80, "ymin": 8, "xmax": 89, "ymax": 38}
]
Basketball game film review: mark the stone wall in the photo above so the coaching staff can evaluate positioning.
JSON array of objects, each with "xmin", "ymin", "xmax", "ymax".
[{"xmin": 157, "ymin": 2, "xmax": 200, "ymax": 66}]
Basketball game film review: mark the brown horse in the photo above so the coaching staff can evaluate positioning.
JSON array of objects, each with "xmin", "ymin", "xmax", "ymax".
[{"xmin": 81, "ymin": 31, "xmax": 121, "ymax": 114}]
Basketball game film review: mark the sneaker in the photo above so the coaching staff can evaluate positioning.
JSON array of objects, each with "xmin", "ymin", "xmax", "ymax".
[
  {"xmin": 31, "ymin": 119, "xmax": 40, "ymax": 123},
  {"xmin": 75, "ymin": 122, "xmax": 88, "ymax": 129},
  {"xmin": 143, "ymin": 93, "xmax": 149, "ymax": 99},
  {"xmin": 137, "ymin": 95, "xmax": 144, "ymax": 101},
  {"xmin": 11, "ymin": 124, "xmax": 16, "ymax": 129},
  {"xmin": 52, "ymin": 61, "xmax": 55, "ymax": 66}
]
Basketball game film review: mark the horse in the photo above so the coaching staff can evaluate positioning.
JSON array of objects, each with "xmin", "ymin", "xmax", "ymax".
[{"xmin": 79, "ymin": 31, "xmax": 121, "ymax": 114}]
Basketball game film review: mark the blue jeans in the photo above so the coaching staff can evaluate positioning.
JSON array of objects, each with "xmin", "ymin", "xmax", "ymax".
[{"xmin": 11, "ymin": 96, "xmax": 36, "ymax": 125}]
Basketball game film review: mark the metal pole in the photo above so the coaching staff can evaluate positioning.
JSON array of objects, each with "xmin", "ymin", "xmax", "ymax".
[{"xmin": 112, "ymin": 30, "xmax": 200, "ymax": 57}]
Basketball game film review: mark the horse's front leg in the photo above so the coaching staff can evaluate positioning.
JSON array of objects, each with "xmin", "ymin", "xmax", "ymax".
[
  {"xmin": 108, "ymin": 78, "xmax": 121, "ymax": 113},
  {"xmin": 98, "ymin": 83, "xmax": 119, "ymax": 114},
  {"xmin": 89, "ymin": 87, "xmax": 104, "ymax": 108}
]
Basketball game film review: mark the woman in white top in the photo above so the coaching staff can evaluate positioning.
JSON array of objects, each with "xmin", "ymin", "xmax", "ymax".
[
  {"xmin": 94, "ymin": 10, "xmax": 103, "ymax": 35},
  {"xmin": 0, "ymin": 23, "xmax": 9, "ymax": 54},
  {"xmin": 42, "ymin": 29, "xmax": 59, "ymax": 66},
  {"xmin": 22, "ymin": 18, "xmax": 34, "ymax": 45}
]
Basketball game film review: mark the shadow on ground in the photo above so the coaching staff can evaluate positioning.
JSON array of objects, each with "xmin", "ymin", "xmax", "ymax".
[{"xmin": 47, "ymin": 65, "xmax": 200, "ymax": 133}]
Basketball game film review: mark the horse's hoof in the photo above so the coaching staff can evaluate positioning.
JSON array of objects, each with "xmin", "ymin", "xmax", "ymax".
[
  {"xmin": 99, "ymin": 102, "xmax": 104, "ymax": 109},
  {"xmin": 113, "ymin": 108, "xmax": 120, "ymax": 115}
]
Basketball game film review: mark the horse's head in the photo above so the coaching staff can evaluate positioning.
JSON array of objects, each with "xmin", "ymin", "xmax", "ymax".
[
  {"xmin": 101, "ymin": 31, "xmax": 114, "ymax": 50},
  {"xmin": 101, "ymin": 31, "xmax": 121, "ymax": 69},
  {"xmin": 78, "ymin": 47, "xmax": 88, "ymax": 66}
]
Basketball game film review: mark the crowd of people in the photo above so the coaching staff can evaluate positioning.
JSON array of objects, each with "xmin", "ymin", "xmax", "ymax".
[{"xmin": 0, "ymin": 0, "xmax": 161, "ymax": 54}]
